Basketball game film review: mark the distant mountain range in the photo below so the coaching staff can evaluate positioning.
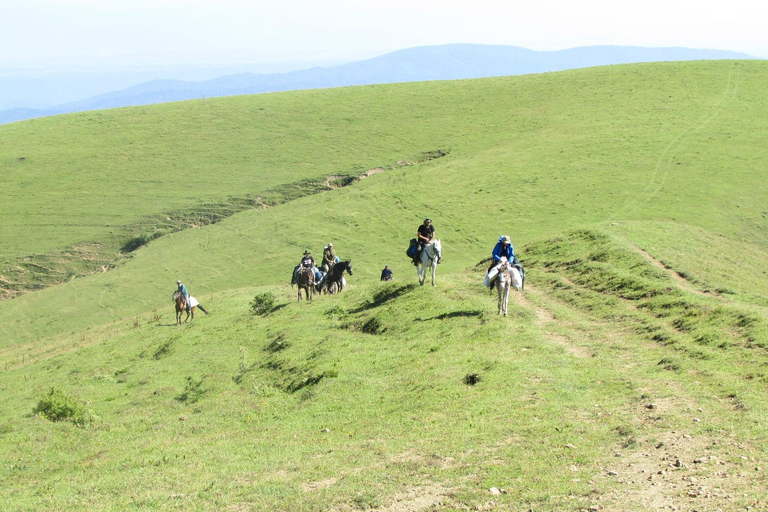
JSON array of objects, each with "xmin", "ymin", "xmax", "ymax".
[{"xmin": 1, "ymin": 44, "xmax": 758, "ymax": 124}]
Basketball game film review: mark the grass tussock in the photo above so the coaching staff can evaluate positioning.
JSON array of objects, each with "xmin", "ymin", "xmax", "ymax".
[{"xmin": 33, "ymin": 387, "xmax": 94, "ymax": 427}]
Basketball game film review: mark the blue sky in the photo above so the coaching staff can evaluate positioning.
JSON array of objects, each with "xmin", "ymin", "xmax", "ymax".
[{"xmin": 2, "ymin": 0, "xmax": 766, "ymax": 72}]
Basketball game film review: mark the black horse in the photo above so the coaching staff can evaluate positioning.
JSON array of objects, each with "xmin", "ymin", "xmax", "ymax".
[{"xmin": 323, "ymin": 260, "xmax": 353, "ymax": 294}]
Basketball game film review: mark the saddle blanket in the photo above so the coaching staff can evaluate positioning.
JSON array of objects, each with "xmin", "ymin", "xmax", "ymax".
[{"xmin": 187, "ymin": 296, "xmax": 199, "ymax": 308}]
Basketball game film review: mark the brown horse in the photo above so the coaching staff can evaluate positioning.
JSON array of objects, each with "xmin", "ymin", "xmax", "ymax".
[
  {"xmin": 172, "ymin": 291, "xmax": 195, "ymax": 324},
  {"xmin": 296, "ymin": 266, "xmax": 314, "ymax": 302}
]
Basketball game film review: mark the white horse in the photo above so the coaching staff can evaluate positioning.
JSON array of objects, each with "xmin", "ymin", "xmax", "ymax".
[
  {"xmin": 417, "ymin": 239, "xmax": 442, "ymax": 286},
  {"xmin": 492, "ymin": 259, "xmax": 523, "ymax": 317}
]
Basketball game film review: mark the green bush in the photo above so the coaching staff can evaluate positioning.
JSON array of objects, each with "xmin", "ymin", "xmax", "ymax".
[
  {"xmin": 33, "ymin": 387, "xmax": 93, "ymax": 427},
  {"xmin": 250, "ymin": 292, "xmax": 276, "ymax": 316}
]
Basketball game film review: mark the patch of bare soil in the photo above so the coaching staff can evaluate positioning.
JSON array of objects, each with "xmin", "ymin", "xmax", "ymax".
[
  {"xmin": 591, "ymin": 426, "xmax": 766, "ymax": 511},
  {"xmin": 376, "ymin": 486, "xmax": 449, "ymax": 512},
  {"xmin": 362, "ymin": 167, "xmax": 387, "ymax": 177},
  {"xmin": 329, "ymin": 485, "xmax": 449, "ymax": 512},
  {"xmin": 301, "ymin": 477, "xmax": 338, "ymax": 492}
]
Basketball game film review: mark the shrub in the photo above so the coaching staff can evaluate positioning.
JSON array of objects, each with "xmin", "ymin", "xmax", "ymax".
[
  {"xmin": 250, "ymin": 292, "xmax": 276, "ymax": 316},
  {"xmin": 33, "ymin": 387, "xmax": 93, "ymax": 426}
]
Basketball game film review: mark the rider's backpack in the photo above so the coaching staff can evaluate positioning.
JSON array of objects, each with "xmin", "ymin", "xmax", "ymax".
[{"xmin": 406, "ymin": 238, "xmax": 418, "ymax": 258}]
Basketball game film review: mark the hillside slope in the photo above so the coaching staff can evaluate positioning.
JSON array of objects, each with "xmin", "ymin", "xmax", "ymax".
[
  {"xmin": 0, "ymin": 45, "xmax": 757, "ymax": 124},
  {"xmin": 1, "ymin": 60, "xmax": 767, "ymax": 341},
  {"xmin": 1, "ymin": 60, "xmax": 768, "ymax": 510},
  {"xmin": 1, "ymin": 243, "xmax": 767, "ymax": 510}
]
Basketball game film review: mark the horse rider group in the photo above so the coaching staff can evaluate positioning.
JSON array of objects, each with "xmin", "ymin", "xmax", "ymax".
[
  {"xmin": 291, "ymin": 243, "xmax": 340, "ymax": 286},
  {"xmin": 174, "ymin": 218, "xmax": 519, "ymax": 314}
]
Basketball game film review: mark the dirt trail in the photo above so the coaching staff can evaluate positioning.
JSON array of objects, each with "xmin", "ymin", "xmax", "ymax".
[
  {"xmin": 516, "ymin": 283, "xmax": 593, "ymax": 358},
  {"xmin": 632, "ymin": 245, "xmax": 720, "ymax": 298}
]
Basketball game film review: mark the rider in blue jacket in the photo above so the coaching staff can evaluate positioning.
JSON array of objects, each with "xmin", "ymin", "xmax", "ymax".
[
  {"xmin": 491, "ymin": 236, "xmax": 515, "ymax": 266},
  {"xmin": 177, "ymin": 280, "xmax": 189, "ymax": 299}
]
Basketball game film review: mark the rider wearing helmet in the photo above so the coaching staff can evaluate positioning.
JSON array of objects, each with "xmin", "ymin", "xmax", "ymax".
[{"xmin": 414, "ymin": 218, "xmax": 435, "ymax": 265}]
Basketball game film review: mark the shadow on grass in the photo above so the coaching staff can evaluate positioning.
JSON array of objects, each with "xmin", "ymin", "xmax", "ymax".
[
  {"xmin": 420, "ymin": 310, "xmax": 484, "ymax": 321},
  {"xmin": 348, "ymin": 283, "xmax": 418, "ymax": 314},
  {"xmin": 270, "ymin": 304, "xmax": 288, "ymax": 314}
]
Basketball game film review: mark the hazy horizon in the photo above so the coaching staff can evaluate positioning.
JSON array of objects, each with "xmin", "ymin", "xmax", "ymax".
[
  {"xmin": 2, "ymin": 0, "xmax": 765, "ymax": 111},
  {"xmin": 3, "ymin": 0, "xmax": 766, "ymax": 73}
]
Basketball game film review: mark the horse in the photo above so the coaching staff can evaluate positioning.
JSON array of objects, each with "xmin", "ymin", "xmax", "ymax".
[
  {"xmin": 323, "ymin": 260, "xmax": 353, "ymax": 294},
  {"xmin": 490, "ymin": 259, "xmax": 523, "ymax": 317},
  {"xmin": 296, "ymin": 266, "xmax": 314, "ymax": 301},
  {"xmin": 417, "ymin": 239, "xmax": 442, "ymax": 286},
  {"xmin": 172, "ymin": 291, "xmax": 197, "ymax": 324}
]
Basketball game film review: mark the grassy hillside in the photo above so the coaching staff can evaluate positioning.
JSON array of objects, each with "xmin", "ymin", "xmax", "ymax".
[
  {"xmin": 1, "ymin": 60, "xmax": 768, "ymax": 510},
  {"xmin": 2, "ymin": 61, "xmax": 766, "ymax": 298},
  {"xmin": 2, "ymin": 261, "xmax": 767, "ymax": 510}
]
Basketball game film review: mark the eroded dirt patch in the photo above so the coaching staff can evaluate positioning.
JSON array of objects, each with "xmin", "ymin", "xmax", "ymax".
[{"xmin": 593, "ymin": 430, "xmax": 766, "ymax": 511}]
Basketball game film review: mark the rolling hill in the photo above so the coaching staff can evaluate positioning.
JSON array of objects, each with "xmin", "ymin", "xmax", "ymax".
[
  {"xmin": 1, "ymin": 60, "xmax": 767, "ymax": 510},
  {"xmin": 0, "ymin": 44, "xmax": 757, "ymax": 125}
]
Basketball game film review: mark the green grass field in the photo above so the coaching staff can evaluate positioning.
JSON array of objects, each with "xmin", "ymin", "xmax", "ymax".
[{"xmin": 1, "ymin": 60, "xmax": 767, "ymax": 511}]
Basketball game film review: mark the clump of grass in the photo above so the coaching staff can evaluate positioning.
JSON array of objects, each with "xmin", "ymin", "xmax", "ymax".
[
  {"xmin": 153, "ymin": 338, "xmax": 175, "ymax": 360},
  {"xmin": 250, "ymin": 292, "xmax": 276, "ymax": 316},
  {"xmin": 325, "ymin": 305, "xmax": 347, "ymax": 319},
  {"xmin": 264, "ymin": 334, "xmax": 290, "ymax": 353},
  {"xmin": 33, "ymin": 387, "xmax": 93, "ymax": 427},
  {"xmin": 657, "ymin": 357, "xmax": 681, "ymax": 372},
  {"xmin": 176, "ymin": 376, "xmax": 206, "ymax": 403},
  {"xmin": 361, "ymin": 316, "xmax": 386, "ymax": 335},
  {"xmin": 233, "ymin": 347, "xmax": 248, "ymax": 384},
  {"xmin": 463, "ymin": 373, "xmax": 481, "ymax": 386},
  {"xmin": 285, "ymin": 371, "xmax": 327, "ymax": 393},
  {"xmin": 121, "ymin": 231, "xmax": 164, "ymax": 253}
]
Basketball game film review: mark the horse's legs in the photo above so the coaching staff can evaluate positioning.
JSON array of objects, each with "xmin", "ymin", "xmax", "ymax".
[
  {"xmin": 431, "ymin": 261, "xmax": 437, "ymax": 287},
  {"xmin": 503, "ymin": 284, "xmax": 510, "ymax": 317}
]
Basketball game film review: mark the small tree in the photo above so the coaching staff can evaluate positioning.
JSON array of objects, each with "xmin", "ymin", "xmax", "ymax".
[{"xmin": 250, "ymin": 292, "xmax": 276, "ymax": 316}]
